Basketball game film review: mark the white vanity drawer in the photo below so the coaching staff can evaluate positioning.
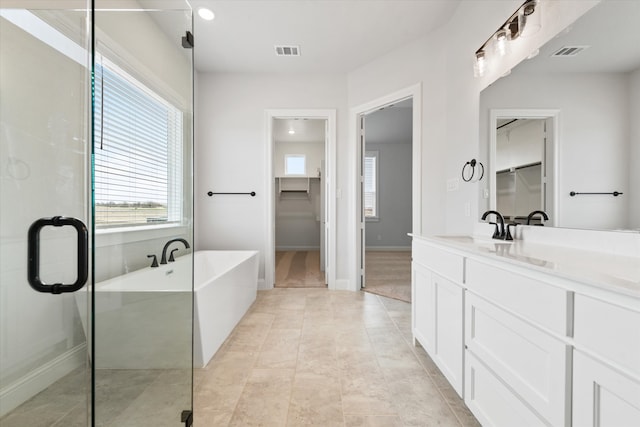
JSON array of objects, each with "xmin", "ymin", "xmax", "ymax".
[
  {"xmin": 465, "ymin": 293, "xmax": 570, "ymax": 427},
  {"xmin": 412, "ymin": 240, "xmax": 463, "ymax": 283},
  {"xmin": 465, "ymin": 351, "xmax": 546, "ymax": 427},
  {"xmin": 465, "ymin": 259, "xmax": 570, "ymax": 336},
  {"xmin": 573, "ymin": 294, "xmax": 640, "ymax": 377}
]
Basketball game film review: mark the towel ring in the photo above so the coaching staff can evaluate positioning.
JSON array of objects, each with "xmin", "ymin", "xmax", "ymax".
[{"xmin": 462, "ymin": 159, "xmax": 484, "ymax": 182}]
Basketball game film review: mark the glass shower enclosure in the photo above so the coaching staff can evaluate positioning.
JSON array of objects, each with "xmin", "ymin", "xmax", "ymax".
[{"xmin": 0, "ymin": 1, "xmax": 194, "ymax": 425}]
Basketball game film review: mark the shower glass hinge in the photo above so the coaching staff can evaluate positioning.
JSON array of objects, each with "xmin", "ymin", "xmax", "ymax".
[
  {"xmin": 182, "ymin": 31, "xmax": 194, "ymax": 49},
  {"xmin": 181, "ymin": 410, "xmax": 193, "ymax": 427}
]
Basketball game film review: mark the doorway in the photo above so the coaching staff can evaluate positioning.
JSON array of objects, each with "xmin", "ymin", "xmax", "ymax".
[
  {"xmin": 350, "ymin": 85, "xmax": 421, "ymax": 294},
  {"xmin": 489, "ymin": 109, "xmax": 559, "ymax": 226},
  {"xmin": 359, "ymin": 99, "xmax": 413, "ymax": 301},
  {"xmin": 273, "ymin": 118, "xmax": 326, "ymax": 288},
  {"xmin": 265, "ymin": 110, "xmax": 336, "ymax": 290}
]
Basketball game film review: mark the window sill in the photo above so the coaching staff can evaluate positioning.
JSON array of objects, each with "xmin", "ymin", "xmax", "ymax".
[{"xmin": 95, "ymin": 223, "xmax": 189, "ymax": 248}]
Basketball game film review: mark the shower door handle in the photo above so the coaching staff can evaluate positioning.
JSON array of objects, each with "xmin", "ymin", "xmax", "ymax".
[{"xmin": 27, "ymin": 216, "xmax": 88, "ymax": 294}]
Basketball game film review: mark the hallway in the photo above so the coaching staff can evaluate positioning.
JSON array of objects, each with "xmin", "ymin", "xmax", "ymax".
[{"xmin": 193, "ymin": 288, "xmax": 479, "ymax": 426}]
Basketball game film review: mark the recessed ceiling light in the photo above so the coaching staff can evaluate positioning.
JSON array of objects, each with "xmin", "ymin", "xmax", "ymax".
[{"xmin": 198, "ymin": 7, "xmax": 215, "ymax": 21}]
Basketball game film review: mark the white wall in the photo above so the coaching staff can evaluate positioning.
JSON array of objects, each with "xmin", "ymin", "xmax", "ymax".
[
  {"xmin": 481, "ymin": 72, "xmax": 630, "ymax": 230},
  {"xmin": 630, "ymin": 68, "xmax": 640, "ymax": 230},
  {"xmin": 274, "ymin": 140, "xmax": 324, "ymax": 177},
  {"xmin": 195, "ymin": 72, "xmax": 347, "ymax": 284}
]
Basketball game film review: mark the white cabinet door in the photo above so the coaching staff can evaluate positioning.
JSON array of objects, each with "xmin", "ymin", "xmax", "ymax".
[
  {"xmin": 433, "ymin": 272, "xmax": 464, "ymax": 396},
  {"xmin": 573, "ymin": 350, "xmax": 640, "ymax": 427},
  {"xmin": 465, "ymin": 292, "xmax": 570, "ymax": 426},
  {"xmin": 465, "ymin": 351, "xmax": 546, "ymax": 427},
  {"xmin": 413, "ymin": 262, "xmax": 435, "ymax": 354},
  {"xmin": 412, "ymin": 264, "xmax": 464, "ymax": 396}
]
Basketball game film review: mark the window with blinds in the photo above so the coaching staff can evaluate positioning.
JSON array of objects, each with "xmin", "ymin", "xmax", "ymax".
[
  {"xmin": 94, "ymin": 58, "xmax": 183, "ymax": 228},
  {"xmin": 364, "ymin": 151, "xmax": 378, "ymax": 218}
]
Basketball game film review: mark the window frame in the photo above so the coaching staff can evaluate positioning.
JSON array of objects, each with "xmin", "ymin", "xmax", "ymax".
[
  {"xmin": 93, "ymin": 55, "xmax": 185, "ymax": 231},
  {"xmin": 364, "ymin": 150, "xmax": 379, "ymax": 221}
]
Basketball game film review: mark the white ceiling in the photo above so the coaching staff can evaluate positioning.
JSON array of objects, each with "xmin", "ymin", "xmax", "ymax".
[
  {"xmin": 188, "ymin": 0, "xmax": 460, "ymax": 73},
  {"xmin": 512, "ymin": 0, "xmax": 640, "ymax": 75},
  {"xmin": 273, "ymin": 118, "xmax": 326, "ymax": 143}
]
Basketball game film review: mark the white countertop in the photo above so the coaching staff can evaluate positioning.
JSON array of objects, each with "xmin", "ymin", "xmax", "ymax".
[{"xmin": 412, "ymin": 234, "xmax": 640, "ymax": 300}]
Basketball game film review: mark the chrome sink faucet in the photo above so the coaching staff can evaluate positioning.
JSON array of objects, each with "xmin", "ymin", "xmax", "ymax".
[
  {"xmin": 160, "ymin": 238, "xmax": 190, "ymax": 264},
  {"xmin": 481, "ymin": 210, "xmax": 511, "ymax": 240}
]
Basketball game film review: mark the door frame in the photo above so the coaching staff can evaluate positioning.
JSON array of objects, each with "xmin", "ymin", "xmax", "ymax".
[
  {"xmin": 489, "ymin": 109, "xmax": 560, "ymax": 226},
  {"xmin": 265, "ymin": 109, "xmax": 337, "ymax": 289},
  {"xmin": 349, "ymin": 84, "xmax": 422, "ymax": 291}
]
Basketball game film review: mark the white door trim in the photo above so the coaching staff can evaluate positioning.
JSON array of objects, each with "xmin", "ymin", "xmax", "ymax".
[
  {"xmin": 349, "ymin": 84, "xmax": 422, "ymax": 292},
  {"xmin": 265, "ymin": 109, "xmax": 337, "ymax": 289}
]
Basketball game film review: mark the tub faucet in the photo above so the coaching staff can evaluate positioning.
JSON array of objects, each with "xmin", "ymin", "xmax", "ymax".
[
  {"xmin": 526, "ymin": 210, "xmax": 549, "ymax": 225},
  {"xmin": 161, "ymin": 238, "xmax": 190, "ymax": 264},
  {"xmin": 481, "ymin": 210, "xmax": 507, "ymax": 240}
]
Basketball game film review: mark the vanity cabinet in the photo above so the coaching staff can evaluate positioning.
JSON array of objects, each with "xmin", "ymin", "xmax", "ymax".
[
  {"xmin": 412, "ymin": 239, "xmax": 464, "ymax": 396},
  {"xmin": 411, "ymin": 235, "xmax": 640, "ymax": 427},
  {"xmin": 572, "ymin": 295, "xmax": 640, "ymax": 426}
]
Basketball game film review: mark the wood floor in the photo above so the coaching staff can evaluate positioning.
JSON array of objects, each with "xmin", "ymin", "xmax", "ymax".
[
  {"xmin": 275, "ymin": 251, "xmax": 326, "ymax": 288},
  {"xmin": 364, "ymin": 251, "xmax": 412, "ymax": 302}
]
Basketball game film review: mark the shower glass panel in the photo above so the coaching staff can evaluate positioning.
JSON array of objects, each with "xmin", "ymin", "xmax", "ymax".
[
  {"xmin": 92, "ymin": 1, "xmax": 193, "ymax": 426},
  {"xmin": 0, "ymin": 1, "xmax": 193, "ymax": 426},
  {"xmin": 0, "ymin": 1, "xmax": 93, "ymax": 425}
]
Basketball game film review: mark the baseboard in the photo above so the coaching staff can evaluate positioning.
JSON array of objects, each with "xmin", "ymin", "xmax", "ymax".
[
  {"xmin": 365, "ymin": 246, "xmax": 411, "ymax": 252},
  {"xmin": 0, "ymin": 344, "xmax": 86, "ymax": 417},
  {"xmin": 275, "ymin": 246, "xmax": 321, "ymax": 251}
]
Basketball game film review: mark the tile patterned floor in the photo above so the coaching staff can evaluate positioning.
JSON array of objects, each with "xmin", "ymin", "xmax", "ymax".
[{"xmin": 194, "ymin": 288, "xmax": 480, "ymax": 426}]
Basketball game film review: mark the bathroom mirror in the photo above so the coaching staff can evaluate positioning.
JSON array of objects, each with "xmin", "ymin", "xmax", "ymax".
[{"xmin": 480, "ymin": 0, "xmax": 640, "ymax": 232}]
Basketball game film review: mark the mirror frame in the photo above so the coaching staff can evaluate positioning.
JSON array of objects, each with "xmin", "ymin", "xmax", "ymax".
[{"xmin": 489, "ymin": 108, "xmax": 560, "ymax": 226}]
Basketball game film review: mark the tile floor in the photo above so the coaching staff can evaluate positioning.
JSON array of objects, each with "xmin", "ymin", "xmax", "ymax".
[{"xmin": 194, "ymin": 288, "xmax": 480, "ymax": 426}]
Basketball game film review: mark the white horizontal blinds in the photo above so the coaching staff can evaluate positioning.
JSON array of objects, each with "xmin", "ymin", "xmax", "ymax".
[
  {"xmin": 94, "ymin": 58, "xmax": 183, "ymax": 227},
  {"xmin": 364, "ymin": 153, "xmax": 377, "ymax": 217}
]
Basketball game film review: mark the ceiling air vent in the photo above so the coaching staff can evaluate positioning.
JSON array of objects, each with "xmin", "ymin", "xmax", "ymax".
[
  {"xmin": 275, "ymin": 45, "xmax": 300, "ymax": 57},
  {"xmin": 551, "ymin": 45, "xmax": 589, "ymax": 57}
]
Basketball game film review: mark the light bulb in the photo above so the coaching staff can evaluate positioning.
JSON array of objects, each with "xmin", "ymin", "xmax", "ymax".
[
  {"xmin": 474, "ymin": 51, "xmax": 487, "ymax": 77},
  {"xmin": 494, "ymin": 30, "xmax": 509, "ymax": 57}
]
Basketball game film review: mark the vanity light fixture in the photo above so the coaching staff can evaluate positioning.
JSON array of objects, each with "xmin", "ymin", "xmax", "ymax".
[
  {"xmin": 474, "ymin": 50, "xmax": 487, "ymax": 77},
  {"xmin": 474, "ymin": 0, "xmax": 540, "ymax": 77},
  {"xmin": 197, "ymin": 7, "xmax": 215, "ymax": 21}
]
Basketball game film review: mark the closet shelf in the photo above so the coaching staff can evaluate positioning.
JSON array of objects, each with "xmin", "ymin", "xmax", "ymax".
[{"xmin": 276, "ymin": 176, "xmax": 317, "ymax": 199}]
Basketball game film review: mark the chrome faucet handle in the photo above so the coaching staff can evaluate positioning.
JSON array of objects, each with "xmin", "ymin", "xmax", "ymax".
[
  {"xmin": 168, "ymin": 248, "xmax": 179, "ymax": 262},
  {"xmin": 147, "ymin": 254, "xmax": 159, "ymax": 268}
]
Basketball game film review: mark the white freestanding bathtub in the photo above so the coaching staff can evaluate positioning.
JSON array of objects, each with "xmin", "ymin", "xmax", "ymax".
[{"xmin": 79, "ymin": 250, "xmax": 259, "ymax": 369}]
